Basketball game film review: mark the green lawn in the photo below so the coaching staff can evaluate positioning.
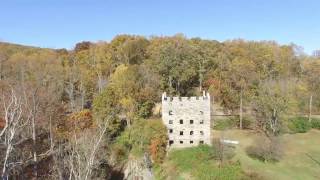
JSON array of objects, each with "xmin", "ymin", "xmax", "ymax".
[
  {"xmin": 154, "ymin": 145, "xmax": 243, "ymax": 180},
  {"xmin": 214, "ymin": 129, "xmax": 320, "ymax": 180}
]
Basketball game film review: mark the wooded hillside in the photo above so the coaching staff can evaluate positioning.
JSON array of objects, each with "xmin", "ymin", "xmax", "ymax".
[{"xmin": 0, "ymin": 35, "xmax": 320, "ymax": 179}]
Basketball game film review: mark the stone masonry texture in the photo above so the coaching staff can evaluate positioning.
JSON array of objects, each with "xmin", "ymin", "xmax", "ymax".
[{"xmin": 161, "ymin": 91, "xmax": 211, "ymax": 148}]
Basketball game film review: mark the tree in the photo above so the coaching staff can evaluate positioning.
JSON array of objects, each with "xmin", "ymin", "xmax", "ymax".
[
  {"xmin": 303, "ymin": 60, "xmax": 320, "ymax": 122},
  {"xmin": 246, "ymin": 136, "xmax": 283, "ymax": 162},
  {"xmin": 190, "ymin": 38, "xmax": 220, "ymax": 92},
  {"xmin": 114, "ymin": 119, "xmax": 167, "ymax": 164},
  {"xmin": 89, "ymin": 42, "xmax": 115, "ymax": 93},
  {"xmin": 74, "ymin": 41, "xmax": 93, "ymax": 53},
  {"xmin": 147, "ymin": 35, "xmax": 198, "ymax": 95},
  {"xmin": 62, "ymin": 54, "xmax": 86, "ymax": 112},
  {"xmin": 228, "ymin": 57, "xmax": 256, "ymax": 129},
  {"xmin": 110, "ymin": 35, "xmax": 149, "ymax": 65},
  {"xmin": 60, "ymin": 118, "xmax": 109, "ymax": 180},
  {"xmin": 254, "ymin": 80, "xmax": 289, "ymax": 135},
  {"xmin": 93, "ymin": 85, "xmax": 122, "ymax": 137},
  {"xmin": 0, "ymin": 89, "xmax": 28, "ymax": 179}
]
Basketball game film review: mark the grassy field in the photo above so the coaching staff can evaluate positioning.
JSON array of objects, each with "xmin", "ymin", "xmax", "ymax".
[
  {"xmin": 154, "ymin": 145, "xmax": 244, "ymax": 180},
  {"xmin": 214, "ymin": 129, "xmax": 320, "ymax": 180}
]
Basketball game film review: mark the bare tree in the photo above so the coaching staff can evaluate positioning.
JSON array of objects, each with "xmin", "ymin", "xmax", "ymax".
[
  {"xmin": 304, "ymin": 61, "xmax": 320, "ymax": 122},
  {"xmin": 1, "ymin": 89, "xmax": 29, "ymax": 179},
  {"xmin": 65, "ymin": 66, "xmax": 77, "ymax": 112},
  {"xmin": 64, "ymin": 56, "xmax": 86, "ymax": 112},
  {"xmin": 27, "ymin": 88, "xmax": 40, "ymax": 178},
  {"xmin": 57, "ymin": 118, "xmax": 110, "ymax": 180}
]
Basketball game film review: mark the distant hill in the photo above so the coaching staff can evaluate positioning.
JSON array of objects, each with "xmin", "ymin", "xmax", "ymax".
[
  {"xmin": 0, "ymin": 41, "xmax": 63, "ymax": 63},
  {"xmin": 0, "ymin": 41, "xmax": 39, "ymax": 53}
]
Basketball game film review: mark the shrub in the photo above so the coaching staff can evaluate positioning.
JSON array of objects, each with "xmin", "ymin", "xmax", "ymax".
[
  {"xmin": 114, "ymin": 118, "xmax": 167, "ymax": 163},
  {"xmin": 214, "ymin": 117, "xmax": 237, "ymax": 130},
  {"xmin": 246, "ymin": 136, "xmax": 283, "ymax": 162},
  {"xmin": 212, "ymin": 138, "xmax": 236, "ymax": 163},
  {"xmin": 237, "ymin": 116, "xmax": 254, "ymax": 129},
  {"xmin": 242, "ymin": 171, "xmax": 265, "ymax": 180},
  {"xmin": 311, "ymin": 118, "xmax": 320, "ymax": 129},
  {"xmin": 214, "ymin": 116, "xmax": 254, "ymax": 130},
  {"xmin": 138, "ymin": 101, "xmax": 154, "ymax": 118},
  {"xmin": 110, "ymin": 144, "xmax": 128, "ymax": 164},
  {"xmin": 57, "ymin": 110, "xmax": 95, "ymax": 137},
  {"xmin": 288, "ymin": 117, "xmax": 311, "ymax": 133}
]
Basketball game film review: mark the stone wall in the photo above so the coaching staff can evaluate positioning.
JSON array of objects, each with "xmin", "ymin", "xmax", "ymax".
[{"xmin": 161, "ymin": 92, "xmax": 211, "ymax": 148}]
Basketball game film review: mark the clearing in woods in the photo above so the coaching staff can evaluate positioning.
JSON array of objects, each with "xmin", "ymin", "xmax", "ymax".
[{"xmin": 214, "ymin": 129, "xmax": 320, "ymax": 180}]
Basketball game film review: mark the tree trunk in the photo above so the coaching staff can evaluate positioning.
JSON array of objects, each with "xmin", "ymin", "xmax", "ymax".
[
  {"xmin": 168, "ymin": 76, "xmax": 173, "ymax": 94},
  {"xmin": 0, "ymin": 60, "xmax": 3, "ymax": 80},
  {"xmin": 67, "ymin": 81, "xmax": 75, "ymax": 111},
  {"xmin": 309, "ymin": 95, "xmax": 313, "ymax": 122},
  {"xmin": 270, "ymin": 108, "xmax": 278, "ymax": 135},
  {"xmin": 49, "ymin": 116, "xmax": 54, "ymax": 150},
  {"xmin": 32, "ymin": 115, "xmax": 38, "ymax": 179},
  {"xmin": 2, "ymin": 143, "xmax": 12, "ymax": 179},
  {"xmin": 239, "ymin": 89, "xmax": 243, "ymax": 129},
  {"xmin": 97, "ymin": 72, "xmax": 103, "ymax": 94},
  {"xmin": 31, "ymin": 93, "xmax": 38, "ymax": 178},
  {"xmin": 0, "ymin": 55, "xmax": 7, "ymax": 80},
  {"xmin": 80, "ymin": 79, "xmax": 86, "ymax": 110},
  {"xmin": 199, "ymin": 62, "xmax": 203, "ymax": 92},
  {"xmin": 1, "ymin": 91, "xmax": 24, "ymax": 179}
]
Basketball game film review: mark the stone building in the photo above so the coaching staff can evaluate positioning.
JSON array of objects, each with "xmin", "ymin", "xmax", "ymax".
[{"xmin": 161, "ymin": 91, "xmax": 211, "ymax": 148}]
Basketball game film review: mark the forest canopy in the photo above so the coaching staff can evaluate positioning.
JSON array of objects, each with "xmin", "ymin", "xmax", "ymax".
[{"xmin": 0, "ymin": 35, "xmax": 320, "ymax": 179}]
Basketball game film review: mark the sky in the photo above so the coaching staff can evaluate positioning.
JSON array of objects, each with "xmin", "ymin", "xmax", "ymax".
[{"xmin": 0, "ymin": 0, "xmax": 319, "ymax": 54}]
